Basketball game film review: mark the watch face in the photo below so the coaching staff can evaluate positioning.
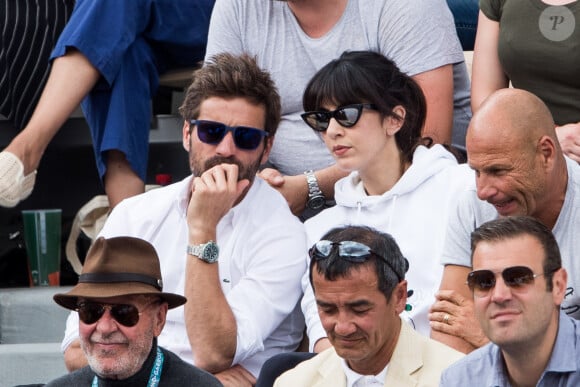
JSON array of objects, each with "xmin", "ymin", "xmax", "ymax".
[
  {"xmin": 308, "ymin": 195, "xmax": 326, "ymax": 210},
  {"xmin": 202, "ymin": 242, "xmax": 219, "ymax": 263}
]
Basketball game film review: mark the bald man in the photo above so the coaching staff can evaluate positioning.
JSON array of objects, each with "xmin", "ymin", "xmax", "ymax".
[{"xmin": 428, "ymin": 88, "xmax": 580, "ymax": 353}]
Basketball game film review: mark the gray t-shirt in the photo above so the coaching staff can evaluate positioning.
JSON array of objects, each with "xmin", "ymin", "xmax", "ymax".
[
  {"xmin": 441, "ymin": 157, "xmax": 580, "ymax": 319},
  {"xmin": 205, "ymin": 0, "xmax": 472, "ymax": 176}
]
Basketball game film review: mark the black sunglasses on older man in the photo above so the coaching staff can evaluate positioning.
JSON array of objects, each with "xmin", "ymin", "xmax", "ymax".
[
  {"xmin": 76, "ymin": 300, "xmax": 158, "ymax": 327},
  {"xmin": 189, "ymin": 119, "xmax": 268, "ymax": 150},
  {"xmin": 301, "ymin": 103, "xmax": 378, "ymax": 132}
]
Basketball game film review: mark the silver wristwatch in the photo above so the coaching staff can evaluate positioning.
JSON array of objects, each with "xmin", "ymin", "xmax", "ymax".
[
  {"xmin": 187, "ymin": 241, "xmax": 219, "ymax": 263},
  {"xmin": 304, "ymin": 170, "xmax": 325, "ymax": 210}
]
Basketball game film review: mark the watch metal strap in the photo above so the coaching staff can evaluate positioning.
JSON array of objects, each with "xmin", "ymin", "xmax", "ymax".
[{"xmin": 304, "ymin": 170, "xmax": 323, "ymax": 197}]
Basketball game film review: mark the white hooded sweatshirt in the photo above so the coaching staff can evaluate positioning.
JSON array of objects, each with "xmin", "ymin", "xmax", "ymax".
[{"xmin": 302, "ymin": 144, "xmax": 474, "ymax": 349}]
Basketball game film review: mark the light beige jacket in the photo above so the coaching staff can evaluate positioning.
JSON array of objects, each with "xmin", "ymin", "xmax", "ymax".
[{"xmin": 274, "ymin": 320, "xmax": 463, "ymax": 387}]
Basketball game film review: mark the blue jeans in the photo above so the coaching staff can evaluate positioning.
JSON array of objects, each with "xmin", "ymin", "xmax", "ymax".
[{"xmin": 447, "ymin": 0, "xmax": 479, "ymax": 50}]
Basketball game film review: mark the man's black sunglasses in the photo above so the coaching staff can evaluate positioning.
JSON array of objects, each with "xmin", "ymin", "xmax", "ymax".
[
  {"xmin": 190, "ymin": 119, "xmax": 268, "ymax": 150},
  {"xmin": 301, "ymin": 103, "xmax": 378, "ymax": 132},
  {"xmin": 76, "ymin": 301, "xmax": 157, "ymax": 327}
]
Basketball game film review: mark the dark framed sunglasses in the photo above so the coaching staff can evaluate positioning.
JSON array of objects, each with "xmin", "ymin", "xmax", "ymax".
[
  {"xmin": 309, "ymin": 240, "xmax": 404, "ymax": 281},
  {"xmin": 190, "ymin": 119, "xmax": 269, "ymax": 150},
  {"xmin": 76, "ymin": 301, "xmax": 156, "ymax": 327},
  {"xmin": 466, "ymin": 265, "xmax": 553, "ymax": 297},
  {"xmin": 301, "ymin": 103, "xmax": 378, "ymax": 132}
]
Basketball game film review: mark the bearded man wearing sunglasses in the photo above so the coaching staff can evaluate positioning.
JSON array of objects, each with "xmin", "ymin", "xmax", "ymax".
[
  {"xmin": 441, "ymin": 216, "xmax": 580, "ymax": 386},
  {"xmin": 45, "ymin": 236, "xmax": 222, "ymax": 386},
  {"xmin": 59, "ymin": 53, "xmax": 307, "ymax": 387},
  {"xmin": 430, "ymin": 88, "xmax": 580, "ymax": 354},
  {"xmin": 275, "ymin": 225, "xmax": 463, "ymax": 386}
]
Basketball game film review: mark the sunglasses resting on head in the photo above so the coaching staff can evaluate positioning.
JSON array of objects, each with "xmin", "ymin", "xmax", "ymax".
[
  {"xmin": 190, "ymin": 119, "xmax": 268, "ymax": 150},
  {"xmin": 309, "ymin": 240, "xmax": 407, "ymax": 282},
  {"xmin": 466, "ymin": 265, "xmax": 557, "ymax": 298},
  {"xmin": 310, "ymin": 240, "xmax": 413, "ymax": 310},
  {"xmin": 301, "ymin": 103, "xmax": 378, "ymax": 132}
]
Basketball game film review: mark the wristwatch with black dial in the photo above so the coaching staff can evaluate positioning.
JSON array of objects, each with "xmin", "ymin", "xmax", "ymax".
[
  {"xmin": 304, "ymin": 170, "xmax": 326, "ymax": 210},
  {"xmin": 187, "ymin": 241, "xmax": 219, "ymax": 263}
]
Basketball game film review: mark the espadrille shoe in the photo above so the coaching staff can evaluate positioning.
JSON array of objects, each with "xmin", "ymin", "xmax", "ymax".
[{"xmin": 0, "ymin": 151, "xmax": 37, "ymax": 207}]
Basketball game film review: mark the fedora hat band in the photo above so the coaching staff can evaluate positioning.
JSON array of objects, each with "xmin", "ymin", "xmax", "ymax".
[
  {"xmin": 54, "ymin": 237, "xmax": 187, "ymax": 311},
  {"xmin": 79, "ymin": 272, "xmax": 163, "ymax": 291}
]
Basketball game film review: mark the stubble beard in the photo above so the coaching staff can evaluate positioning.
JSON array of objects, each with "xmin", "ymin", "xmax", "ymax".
[
  {"xmin": 190, "ymin": 151, "xmax": 264, "ymax": 184},
  {"xmin": 83, "ymin": 331, "xmax": 153, "ymax": 380}
]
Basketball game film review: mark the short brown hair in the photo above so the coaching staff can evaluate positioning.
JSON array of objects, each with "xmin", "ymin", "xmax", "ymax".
[
  {"xmin": 179, "ymin": 52, "xmax": 281, "ymax": 136},
  {"xmin": 470, "ymin": 216, "xmax": 562, "ymax": 291}
]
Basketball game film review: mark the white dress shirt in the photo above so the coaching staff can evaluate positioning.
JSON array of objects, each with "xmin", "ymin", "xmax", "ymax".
[
  {"xmin": 62, "ymin": 175, "xmax": 307, "ymax": 377},
  {"xmin": 342, "ymin": 359, "xmax": 388, "ymax": 387}
]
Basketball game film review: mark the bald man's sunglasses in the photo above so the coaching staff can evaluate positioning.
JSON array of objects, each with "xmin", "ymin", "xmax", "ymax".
[
  {"xmin": 77, "ymin": 301, "xmax": 150, "ymax": 327},
  {"xmin": 466, "ymin": 266, "xmax": 555, "ymax": 297},
  {"xmin": 190, "ymin": 120, "xmax": 268, "ymax": 150}
]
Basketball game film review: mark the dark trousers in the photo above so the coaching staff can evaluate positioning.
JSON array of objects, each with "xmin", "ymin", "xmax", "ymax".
[
  {"xmin": 0, "ymin": 0, "xmax": 74, "ymax": 129},
  {"xmin": 255, "ymin": 352, "xmax": 317, "ymax": 387},
  {"xmin": 446, "ymin": 0, "xmax": 479, "ymax": 50}
]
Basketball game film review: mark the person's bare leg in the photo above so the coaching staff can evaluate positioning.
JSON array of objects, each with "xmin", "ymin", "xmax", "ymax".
[
  {"xmin": 104, "ymin": 150, "xmax": 145, "ymax": 208},
  {"xmin": 4, "ymin": 49, "xmax": 100, "ymax": 174}
]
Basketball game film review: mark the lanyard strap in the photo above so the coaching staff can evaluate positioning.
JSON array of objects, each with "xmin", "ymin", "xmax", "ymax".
[{"xmin": 92, "ymin": 346, "xmax": 165, "ymax": 387}]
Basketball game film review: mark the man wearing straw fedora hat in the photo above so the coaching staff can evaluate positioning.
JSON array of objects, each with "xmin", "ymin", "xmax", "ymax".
[{"xmin": 44, "ymin": 236, "xmax": 222, "ymax": 386}]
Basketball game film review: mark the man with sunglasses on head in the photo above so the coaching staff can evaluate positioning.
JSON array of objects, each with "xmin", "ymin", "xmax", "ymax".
[
  {"xmin": 275, "ymin": 225, "xmax": 463, "ymax": 386},
  {"xmin": 45, "ymin": 236, "xmax": 222, "ymax": 386},
  {"xmin": 441, "ymin": 216, "xmax": 580, "ymax": 386},
  {"xmin": 430, "ymin": 88, "xmax": 580, "ymax": 354},
  {"xmin": 59, "ymin": 52, "xmax": 307, "ymax": 386}
]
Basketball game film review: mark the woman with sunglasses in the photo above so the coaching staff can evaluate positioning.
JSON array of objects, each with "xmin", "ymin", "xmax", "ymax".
[{"xmin": 300, "ymin": 50, "xmax": 473, "ymax": 353}]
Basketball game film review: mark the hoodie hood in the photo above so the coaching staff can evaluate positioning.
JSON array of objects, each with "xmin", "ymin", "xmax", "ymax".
[
  {"xmin": 334, "ymin": 144, "xmax": 459, "ymax": 209},
  {"xmin": 304, "ymin": 144, "xmax": 472, "ymax": 338}
]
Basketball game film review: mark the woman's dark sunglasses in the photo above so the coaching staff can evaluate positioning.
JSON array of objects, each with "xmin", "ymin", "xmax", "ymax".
[
  {"xmin": 76, "ymin": 301, "xmax": 155, "ymax": 327},
  {"xmin": 189, "ymin": 119, "xmax": 268, "ymax": 150},
  {"xmin": 466, "ymin": 265, "xmax": 554, "ymax": 297},
  {"xmin": 301, "ymin": 103, "xmax": 378, "ymax": 132},
  {"xmin": 309, "ymin": 240, "xmax": 404, "ymax": 281}
]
